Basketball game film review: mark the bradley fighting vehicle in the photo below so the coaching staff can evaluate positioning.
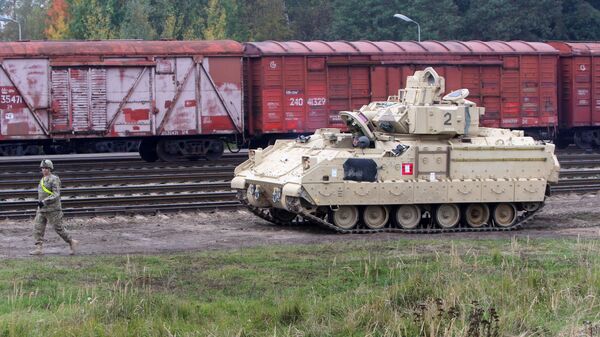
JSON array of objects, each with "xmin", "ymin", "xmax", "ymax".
[{"xmin": 231, "ymin": 68, "xmax": 560, "ymax": 233}]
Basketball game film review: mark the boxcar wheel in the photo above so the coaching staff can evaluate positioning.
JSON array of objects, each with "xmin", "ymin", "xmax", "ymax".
[{"xmin": 139, "ymin": 139, "xmax": 158, "ymax": 162}]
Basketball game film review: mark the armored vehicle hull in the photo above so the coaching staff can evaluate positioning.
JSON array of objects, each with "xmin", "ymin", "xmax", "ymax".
[{"xmin": 232, "ymin": 68, "xmax": 560, "ymax": 233}]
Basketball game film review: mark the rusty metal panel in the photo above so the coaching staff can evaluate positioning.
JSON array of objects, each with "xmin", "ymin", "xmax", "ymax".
[
  {"xmin": 156, "ymin": 57, "xmax": 197, "ymax": 135},
  {"xmin": 282, "ymin": 57, "xmax": 305, "ymax": 131},
  {"xmin": 90, "ymin": 68, "xmax": 107, "ymax": 131},
  {"xmin": 0, "ymin": 60, "xmax": 47, "ymax": 137},
  {"xmin": 500, "ymin": 70, "xmax": 521, "ymax": 127},
  {"xmin": 1, "ymin": 40, "xmax": 244, "ymax": 143},
  {"xmin": 2, "ymin": 59, "xmax": 49, "ymax": 110},
  {"xmin": 549, "ymin": 42, "xmax": 599, "ymax": 128},
  {"xmin": 572, "ymin": 56, "xmax": 592, "ymax": 127},
  {"xmin": 370, "ymin": 66, "xmax": 387, "ymax": 101},
  {"xmin": 558, "ymin": 58, "xmax": 573, "ymax": 128},
  {"xmin": 199, "ymin": 56, "xmax": 243, "ymax": 133},
  {"xmin": 50, "ymin": 68, "xmax": 106, "ymax": 133},
  {"xmin": 306, "ymin": 63, "xmax": 328, "ymax": 131},
  {"xmin": 350, "ymin": 67, "xmax": 370, "ymax": 107},
  {"xmin": 520, "ymin": 56, "xmax": 540, "ymax": 125},
  {"xmin": 70, "ymin": 68, "xmax": 91, "ymax": 131},
  {"xmin": 540, "ymin": 56, "xmax": 558, "ymax": 125},
  {"xmin": 593, "ymin": 57, "xmax": 600, "ymax": 125},
  {"xmin": 50, "ymin": 69, "xmax": 70, "ymax": 132},
  {"xmin": 249, "ymin": 43, "xmax": 559, "ymax": 135},
  {"xmin": 244, "ymin": 40, "xmax": 558, "ymax": 56},
  {"xmin": 0, "ymin": 40, "xmax": 244, "ymax": 58},
  {"xmin": 328, "ymin": 67, "xmax": 349, "ymax": 128},
  {"xmin": 106, "ymin": 67, "xmax": 151, "ymax": 135},
  {"xmin": 439, "ymin": 66, "xmax": 461, "ymax": 94},
  {"xmin": 50, "ymin": 67, "xmax": 109, "ymax": 133}
]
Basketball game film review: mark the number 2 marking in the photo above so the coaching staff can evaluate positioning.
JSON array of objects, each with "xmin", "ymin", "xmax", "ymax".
[{"xmin": 443, "ymin": 112, "xmax": 452, "ymax": 125}]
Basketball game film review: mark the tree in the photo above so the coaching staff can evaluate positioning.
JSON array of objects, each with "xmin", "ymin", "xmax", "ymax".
[
  {"xmin": 147, "ymin": 0, "xmax": 177, "ymax": 39},
  {"xmin": 203, "ymin": 0, "xmax": 227, "ymax": 39},
  {"xmin": 560, "ymin": 0, "xmax": 600, "ymax": 40},
  {"xmin": 286, "ymin": 0, "xmax": 333, "ymax": 40},
  {"xmin": 0, "ymin": 0, "xmax": 48, "ymax": 41},
  {"xmin": 68, "ymin": 0, "xmax": 115, "ymax": 39},
  {"xmin": 327, "ymin": 0, "xmax": 460, "ymax": 41},
  {"xmin": 458, "ymin": 0, "xmax": 562, "ymax": 40},
  {"xmin": 119, "ymin": 0, "xmax": 156, "ymax": 39},
  {"xmin": 240, "ymin": 0, "xmax": 291, "ymax": 41},
  {"xmin": 45, "ymin": 0, "xmax": 69, "ymax": 39}
]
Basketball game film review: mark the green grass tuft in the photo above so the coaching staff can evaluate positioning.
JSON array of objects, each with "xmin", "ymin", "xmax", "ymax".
[{"xmin": 0, "ymin": 238, "xmax": 599, "ymax": 336}]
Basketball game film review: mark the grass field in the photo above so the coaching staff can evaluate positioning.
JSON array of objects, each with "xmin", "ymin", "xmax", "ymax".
[{"xmin": 0, "ymin": 237, "xmax": 599, "ymax": 337}]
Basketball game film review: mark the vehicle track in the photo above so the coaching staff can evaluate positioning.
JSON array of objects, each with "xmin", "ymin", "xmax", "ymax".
[{"xmin": 1, "ymin": 151, "xmax": 599, "ymax": 220}]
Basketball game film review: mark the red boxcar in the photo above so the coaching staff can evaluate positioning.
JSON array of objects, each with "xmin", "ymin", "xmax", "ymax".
[
  {"xmin": 548, "ymin": 42, "xmax": 600, "ymax": 148},
  {"xmin": 244, "ymin": 40, "xmax": 559, "ymax": 140},
  {"xmin": 0, "ymin": 40, "xmax": 244, "ymax": 159}
]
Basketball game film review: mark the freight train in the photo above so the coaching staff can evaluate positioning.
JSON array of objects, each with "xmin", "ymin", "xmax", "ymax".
[{"xmin": 0, "ymin": 39, "xmax": 597, "ymax": 161}]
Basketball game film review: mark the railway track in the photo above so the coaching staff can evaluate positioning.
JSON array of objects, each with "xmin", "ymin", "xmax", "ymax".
[
  {"xmin": 0, "ymin": 153, "xmax": 245, "ymax": 219},
  {"xmin": 1, "ymin": 151, "xmax": 600, "ymax": 220}
]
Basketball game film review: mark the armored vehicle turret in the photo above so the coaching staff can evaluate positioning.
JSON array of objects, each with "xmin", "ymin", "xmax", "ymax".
[{"xmin": 231, "ymin": 68, "xmax": 560, "ymax": 233}]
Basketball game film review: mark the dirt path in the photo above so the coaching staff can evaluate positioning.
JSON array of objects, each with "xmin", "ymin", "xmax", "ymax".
[{"xmin": 1, "ymin": 193, "xmax": 599, "ymax": 259}]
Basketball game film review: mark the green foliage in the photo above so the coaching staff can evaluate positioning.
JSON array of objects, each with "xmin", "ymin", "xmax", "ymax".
[
  {"xmin": 68, "ymin": 0, "xmax": 115, "ymax": 39},
  {"xmin": 203, "ymin": 0, "xmax": 227, "ymax": 40},
  {"xmin": 328, "ymin": 0, "xmax": 461, "ymax": 41},
  {"xmin": 239, "ymin": 0, "xmax": 292, "ymax": 41},
  {"xmin": 284, "ymin": 0, "xmax": 333, "ymax": 40},
  {"xmin": 0, "ymin": 239, "xmax": 598, "ymax": 336},
  {"xmin": 561, "ymin": 0, "xmax": 600, "ymax": 40},
  {"xmin": 458, "ymin": 0, "xmax": 563, "ymax": 40},
  {"xmin": 1, "ymin": 0, "xmax": 600, "ymax": 41},
  {"xmin": 119, "ymin": 0, "xmax": 156, "ymax": 39}
]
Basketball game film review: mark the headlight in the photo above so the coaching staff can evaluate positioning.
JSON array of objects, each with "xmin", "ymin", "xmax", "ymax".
[{"xmin": 272, "ymin": 187, "xmax": 281, "ymax": 203}]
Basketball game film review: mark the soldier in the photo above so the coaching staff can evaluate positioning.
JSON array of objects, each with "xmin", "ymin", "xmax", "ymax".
[{"xmin": 29, "ymin": 159, "xmax": 78, "ymax": 255}]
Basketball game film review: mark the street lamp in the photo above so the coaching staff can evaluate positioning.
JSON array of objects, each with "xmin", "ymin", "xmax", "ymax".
[
  {"xmin": 0, "ymin": 15, "xmax": 21, "ymax": 41},
  {"xmin": 393, "ymin": 13, "xmax": 420, "ymax": 42}
]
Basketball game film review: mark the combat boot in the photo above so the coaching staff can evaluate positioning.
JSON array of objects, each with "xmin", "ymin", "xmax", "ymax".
[
  {"xmin": 69, "ymin": 239, "xmax": 79, "ymax": 255},
  {"xmin": 29, "ymin": 244, "xmax": 43, "ymax": 256}
]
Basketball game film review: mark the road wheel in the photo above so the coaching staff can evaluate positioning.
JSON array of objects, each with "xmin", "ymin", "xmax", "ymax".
[
  {"xmin": 493, "ymin": 203, "xmax": 517, "ymax": 227},
  {"xmin": 395, "ymin": 205, "xmax": 421, "ymax": 229},
  {"xmin": 363, "ymin": 206, "xmax": 389, "ymax": 229},
  {"xmin": 464, "ymin": 203, "xmax": 490, "ymax": 228},
  {"xmin": 331, "ymin": 206, "xmax": 359, "ymax": 230},
  {"xmin": 435, "ymin": 204, "xmax": 460, "ymax": 228},
  {"xmin": 521, "ymin": 202, "xmax": 541, "ymax": 212}
]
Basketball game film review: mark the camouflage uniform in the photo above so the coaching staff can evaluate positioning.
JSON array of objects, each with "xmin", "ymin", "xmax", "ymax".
[{"xmin": 34, "ymin": 173, "xmax": 72, "ymax": 246}]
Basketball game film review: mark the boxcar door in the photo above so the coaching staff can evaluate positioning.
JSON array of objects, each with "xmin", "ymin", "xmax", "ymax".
[{"xmin": 50, "ymin": 67, "xmax": 109, "ymax": 134}]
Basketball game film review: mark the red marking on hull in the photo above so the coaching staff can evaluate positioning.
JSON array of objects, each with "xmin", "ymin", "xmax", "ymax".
[{"xmin": 123, "ymin": 108, "xmax": 150, "ymax": 123}]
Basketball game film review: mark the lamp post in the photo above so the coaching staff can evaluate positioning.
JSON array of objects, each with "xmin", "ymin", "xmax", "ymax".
[
  {"xmin": 0, "ymin": 15, "xmax": 21, "ymax": 41},
  {"xmin": 393, "ymin": 13, "xmax": 420, "ymax": 42}
]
